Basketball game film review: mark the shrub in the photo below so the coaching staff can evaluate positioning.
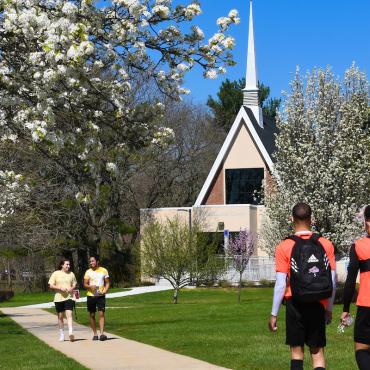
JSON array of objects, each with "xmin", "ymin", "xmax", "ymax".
[{"xmin": 0, "ymin": 291, "xmax": 14, "ymax": 302}]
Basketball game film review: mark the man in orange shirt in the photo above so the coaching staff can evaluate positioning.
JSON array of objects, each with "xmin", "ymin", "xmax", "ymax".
[
  {"xmin": 269, "ymin": 203, "xmax": 336, "ymax": 370},
  {"xmin": 341, "ymin": 205, "xmax": 370, "ymax": 370}
]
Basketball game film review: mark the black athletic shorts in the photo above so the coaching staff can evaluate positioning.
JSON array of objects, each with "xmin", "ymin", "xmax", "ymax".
[
  {"xmin": 87, "ymin": 295, "xmax": 106, "ymax": 313},
  {"xmin": 354, "ymin": 306, "xmax": 370, "ymax": 345},
  {"xmin": 285, "ymin": 299, "xmax": 326, "ymax": 348},
  {"xmin": 55, "ymin": 299, "xmax": 75, "ymax": 313}
]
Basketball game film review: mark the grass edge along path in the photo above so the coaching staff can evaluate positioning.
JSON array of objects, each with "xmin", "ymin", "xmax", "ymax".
[
  {"xmin": 0, "ymin": 310, "xmax": 87, "ymax": 370},
  {"xmin": 0, "ymin": 287, "xmax": 131, "ymax": 308},
  {"xmin": 72, "ymin": 288, "xmax": 357, "ymax": 370}
]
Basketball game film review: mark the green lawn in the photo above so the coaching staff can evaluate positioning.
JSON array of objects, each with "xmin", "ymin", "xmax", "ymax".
[
  {"xmin": 0, "ymin": 312, "xmax": 87, "ymax": 370},
  {"xmin": 0, "ymin": 288, "xmax": 130, "ymax": 307},
  {"xmin": 72, "ymin": 288, "xmax": 356, "ymax": 370}
]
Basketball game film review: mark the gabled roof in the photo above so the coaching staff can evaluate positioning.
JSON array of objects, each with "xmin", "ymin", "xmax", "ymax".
[
  {"xmin": 194, "ymin": 106, "xmax": 277, "ymax": 206},
  {"xmin": 245, "ymin": 107, "xmax": 278, "ymax": 158}
]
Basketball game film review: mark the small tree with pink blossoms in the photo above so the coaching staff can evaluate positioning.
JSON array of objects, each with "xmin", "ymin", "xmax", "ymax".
[{"xmin": 227, "ymin": 230, "xmax": 256, "ymax": 303}]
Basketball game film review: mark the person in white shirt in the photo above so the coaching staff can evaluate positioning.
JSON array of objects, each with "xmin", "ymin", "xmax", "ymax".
[
  {"xmin": 48, "ymin": 259, "xmax": 77, "ymax": 342},
  {"xmin": 83, "ymin": 255, "xmax": 110, "ymax": 341}
]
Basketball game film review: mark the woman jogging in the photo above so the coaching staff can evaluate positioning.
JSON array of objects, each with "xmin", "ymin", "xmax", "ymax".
[
  {"xmin": 48, "ymin": 258, "xmax": 77, "ymax": 342},
  {"xmin": 341, "ymin": 205, "xmax": 370, "ymax": 370}
]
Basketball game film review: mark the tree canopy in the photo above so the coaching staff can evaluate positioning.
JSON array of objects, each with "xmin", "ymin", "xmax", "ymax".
[{"xmin": 261, "ymin": 65, "xmax": 370, "ymax": 256}]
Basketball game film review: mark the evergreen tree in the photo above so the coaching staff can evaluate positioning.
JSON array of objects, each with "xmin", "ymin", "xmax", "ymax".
[{"xmin": 207, "ymin": 78, "xmax": 281, "ymax": 131}]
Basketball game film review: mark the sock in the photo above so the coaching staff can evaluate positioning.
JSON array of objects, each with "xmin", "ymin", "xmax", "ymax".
[
  {"xmin": 290, "ymin": 359, "xmax": 303, "ymax": 370},
  {"xmin": 59, "ymin": 329, "xmax": 64, "ymax": 335},
  {"xmin": 356, "ymin": 350, "xmax": 370, "ymax": 370},
  {"xmin": 68, "ymin": 327, "xmax": 73, "ymax": 335}
]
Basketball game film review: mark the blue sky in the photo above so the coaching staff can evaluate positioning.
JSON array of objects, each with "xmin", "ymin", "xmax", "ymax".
[{"xmin": 182, "ymin": 0, "xmax": 370, "ymax": 103}]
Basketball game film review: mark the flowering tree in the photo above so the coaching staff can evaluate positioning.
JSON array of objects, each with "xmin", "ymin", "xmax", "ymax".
[
  {"xmin": 0, "ymin": 170, "xmax": 29, "ymax": 226},
  {"xmin": 0, "ymin": 0, "xmax": 239, "ymax": 254},
  {"xmin": 227, "ymin": 229, "xmax": 256, "ymax": 303},
  {"xmin": 141, "ymin": 216, "xmax": 224, "ymax": 303},
  {"xmin": 261, "ymin": 65, "xmax": 370, "ymax": 256}
]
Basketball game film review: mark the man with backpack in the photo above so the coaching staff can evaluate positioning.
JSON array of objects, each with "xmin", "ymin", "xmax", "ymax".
[
  {"xmin": 341, "ymin": 205, "xmax": 370, "ymax": 370},
  {"xmin": 268, "ymin": 203, "xmax": 336, "ymax": 370}
]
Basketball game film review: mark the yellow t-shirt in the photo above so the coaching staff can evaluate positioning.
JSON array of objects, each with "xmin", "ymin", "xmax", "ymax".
[
  {"xmin": 84, "ymin": 267, "xmax": 109, "ymax": 297},
  {"xmin": 48, "ymin": 270, "xmax": 77, "ymax": 303}
]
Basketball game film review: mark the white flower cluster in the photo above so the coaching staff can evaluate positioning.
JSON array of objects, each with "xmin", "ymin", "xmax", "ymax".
[
  {"xmin": 191, "ymin": 25, "xmax": 204, "ymax": 40},
  {"xmin": 184, "ymin": 3, "xmax": 202, "ymax": 20},
  {"xmin": 151, "ymin": 127, "xmax": 175, "ymax": 145},
  {"xmin": 0, "ymin": 170, "xmax": 29, "ymax": 226},
  {"xmin": 217, "ymin": 9, "xmax": 240, "ymax": 31},
  {"xmin": 152, "ymin": 5, "xmax": 170, "ymax": 18},
  {"xmin": 106, "ymin": 162, "xmax": 118, "ymax": 174}
]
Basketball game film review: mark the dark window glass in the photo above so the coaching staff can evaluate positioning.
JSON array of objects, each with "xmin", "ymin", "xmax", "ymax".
[{"xmin": 225, "ymin": 168, "xmax": 264, "ymax": 205}]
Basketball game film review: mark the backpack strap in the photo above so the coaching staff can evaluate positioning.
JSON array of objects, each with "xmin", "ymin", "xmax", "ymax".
[
  {"xmin": 285, "ymin": 235, "xmax": 302, "ymax": 243},
  {"xmin": 359, "ymin": 259, "xmax": 370, "ymax": 273},
  {"xmin": 309, "ymin": 233, "xmax": 321, "ymax": 241}
]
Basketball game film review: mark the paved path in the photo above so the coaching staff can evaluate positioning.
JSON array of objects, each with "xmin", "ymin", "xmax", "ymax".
[
  {"xmin": 2, "ymin": 285, "xmax": 228, "ymax": 370},
  {"xmin": 20, "ymin": 285, "xmax": 173, "ymax": 308},
  {"xmin": 1, "ymin": 307, "xmax": 229, "ymax": 370}
]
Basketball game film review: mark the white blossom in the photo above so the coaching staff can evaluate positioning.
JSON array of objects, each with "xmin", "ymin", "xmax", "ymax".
[
  {"xmin": 184, "ymin": 3, "xmax": 202, "ymax": 19},
  {"xmin": 61, "ymin": 2, "xmax": 78, "ymax": 15},
  {"xmin": 152, "ymin": 5, "xmax": 170, "ymax": 18},
  {"xmin": 205, "ymin": 69, "xmax": 218, "ymax": 79},
  {"xmin": 106, "ymin": 162, "xmax": 118, "ymax": 173}
]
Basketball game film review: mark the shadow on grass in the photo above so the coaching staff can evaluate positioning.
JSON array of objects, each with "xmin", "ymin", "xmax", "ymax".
[{"xmin": 0, "ymin": 330, "xmax": 26, "ymax": 335}]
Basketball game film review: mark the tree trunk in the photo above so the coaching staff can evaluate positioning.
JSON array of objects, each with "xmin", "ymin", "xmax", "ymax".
[
  {"xmin": 7, "ymin": 259, "xmax": 12, "ymax": 291},
  {"xmin": 173, "ymin": 287, "xmax": 179, "ymax": 304},
  {"xmin": 238, "ymin": 271, "xmax": 242, "ymax": 304}
]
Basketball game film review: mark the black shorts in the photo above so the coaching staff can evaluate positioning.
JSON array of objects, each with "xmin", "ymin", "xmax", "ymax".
[
  {"xmin": 55, "ymin": 299, "xmax": 75, "ymax": 313},
  {"xmin": 354, "ymin": 306, "xmax": 370, "ymax": 345},
  {"xmin": 286, "ymin": 299, "xmax": 326, "ymax": 348},
  {"xmin": 87, "ymin": 295, "xmax": 106, "ymax": 313}
]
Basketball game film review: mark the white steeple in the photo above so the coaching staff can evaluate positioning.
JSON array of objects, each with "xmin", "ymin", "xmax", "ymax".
[{"xmin": 243, "ymin": 0, "xmax": 263, "ymax": 127}]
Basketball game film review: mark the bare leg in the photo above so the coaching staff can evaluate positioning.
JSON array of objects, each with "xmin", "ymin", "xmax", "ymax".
[
  {"xmin": 99, "ymin": 311, "xmax": 105, "ymax": 335},
  {"xmin": 65, "ymin": 310, "xmax": 74, "ymax": 341},
  {"xmin": 58, "ymin": 312, "xmax": 64, "ymax": 330},
  {"xmin": 58, "ymin": 312, "xmax": 65, "ymax": 341},
  {"xmin": 355, "ymin": 343, "xmax": 370, "ymax": 370},
  {"xmin": 355, "ymin": 343, "xmax": 370, "ymax": 351},
  {"xmin": 291, "ymin": 346, "xmax": 304, "ymax": 360},
  {"xmin": 89, "ymin": 312, "xmax": 98, "ymax": 336},
  {"xmin": 310, "ymin": 347, "xmax": 325, "ymax": 369},
  {"xmin": 290, "ymin": 346, "xmax": 304, "ymax": 370}
]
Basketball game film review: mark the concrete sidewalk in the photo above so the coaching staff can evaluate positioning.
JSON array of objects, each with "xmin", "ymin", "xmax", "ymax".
[{"xmin": 1, "ymin": 307, "xmax": 229, "ymax": 370}]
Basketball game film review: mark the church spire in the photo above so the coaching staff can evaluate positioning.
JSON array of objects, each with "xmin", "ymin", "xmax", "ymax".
[{"xmin": 243, "ymin": 0, "xmax": 263, "ymax": 127}]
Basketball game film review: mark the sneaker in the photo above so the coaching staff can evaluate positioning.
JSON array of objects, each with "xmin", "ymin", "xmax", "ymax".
[
  {"xmin": 59, "ymin": 334, "xmax": 65, "ymax": 342},
  {"xmin": 92, "ymin": 335, "xmax": 99, "ymax": 341},
  {"xmin": 69, "ymin": 334, "xmax": 75, "ymax": 342},
  {"xmin": 99, "ymin": 334, "xmax": 107, "ymax": 341}
]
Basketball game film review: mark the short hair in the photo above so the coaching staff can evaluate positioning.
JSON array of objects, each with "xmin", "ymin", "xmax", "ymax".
[
  {"xmin": 58, "ymin": 258, "xmax": 70, "ymax": 270},
  {"xmin": 90, "ymin": 254, "xmax": 100, "ymax": 262},
  {"xmin": 292, "ymin": 203, "xmax": 312, "ymax": 221},
  {"xmin": 364, "ymin": 205, "xmax": 370, "ymax": 221}
]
